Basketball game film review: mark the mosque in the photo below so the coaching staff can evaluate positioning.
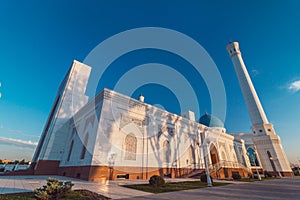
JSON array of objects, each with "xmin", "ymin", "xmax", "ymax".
[{"xmin": 29, "ymin": 42, "xmax": 293, "ymax": 180}]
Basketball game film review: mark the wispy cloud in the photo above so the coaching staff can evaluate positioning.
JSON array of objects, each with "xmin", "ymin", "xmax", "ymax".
[
  {"xmin": 288, "ymin": 80, "xmax": 300, "ymax": 92},
  {"xmin": 251, "ymin": 69, "xmax": 259, "ymax": 77},
  {"xmin": 0, "ymin": 137, "xmax": 38, "ymax": 148}
]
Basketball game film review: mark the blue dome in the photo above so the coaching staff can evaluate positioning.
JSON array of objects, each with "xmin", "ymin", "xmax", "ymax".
[{"xmin": 199, "ymin": 113, "xmax": 224, "ymax": 128}]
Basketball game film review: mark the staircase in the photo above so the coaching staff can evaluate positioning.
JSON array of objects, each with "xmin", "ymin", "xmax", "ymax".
[
  {"xmin": 182, "ymin": 169, "xmax": 205, "ymax": 179},
  {"xmin": 179, "ymin": 161, "xmax": 252, "ymax": 179},
  {"xmin": 208, "ymin": 160, "xmax": 252, "ymax": 174}
]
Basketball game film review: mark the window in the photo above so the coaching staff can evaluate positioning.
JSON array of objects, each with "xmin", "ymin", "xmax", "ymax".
[
  {"xmin": 124, "ymin": 134, "xmax": 137, "ymax": 160},
  {"xmin": 67, "ymin": 140, "xmax": 74, "ymax": 161},
  {"xmin": 80, "ymin": 133, "xmax": 89, "ymax": 160}
]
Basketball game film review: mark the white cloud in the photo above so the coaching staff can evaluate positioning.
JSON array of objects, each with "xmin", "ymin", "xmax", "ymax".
[
  {"xmin": 288, "ymin": 80, "xmax": 300, "ymax": 92},
  {"xmin": 251, "ymin": 69, "xmax": 259, "ymax": 77},
  {"xmin": 0, "ymin": 137, "xmax": 38, "ymax": 148}
]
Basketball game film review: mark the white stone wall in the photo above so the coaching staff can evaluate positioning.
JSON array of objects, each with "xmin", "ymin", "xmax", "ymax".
[
  {"xmin": 37, "ymin": 60, "xmax": 91, "ymax": 161},
  {"xmin": 58, "ymin": 89, "xmax": 245, "ymax": 172}
]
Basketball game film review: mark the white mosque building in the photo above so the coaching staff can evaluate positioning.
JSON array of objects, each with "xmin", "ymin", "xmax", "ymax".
[{"xmin": 29, "ymin": 42, "xmax": 292, "ymax": 180}]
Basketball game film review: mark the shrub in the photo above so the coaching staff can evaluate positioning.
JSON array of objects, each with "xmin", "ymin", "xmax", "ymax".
[
  {"xmin": 292, "ymin": 167, "xmax": 300, "ymax": 176},
  {"xmin": 293, "ymin": 170, "xmax": 300, "ymax": 176},
  {"xmin": 232, "ymin": 172, "xmax": 241, "ymax": 180},
  {"xmin": 149, "ymin": 175, "xmax": 165, "ymax": 188},
  {"xmin": 34, "ymin": 177, "xmax": 74, "ymax": 200},
  {"xmin": 200, "ymin": 173, "xmax": 213, "ymax": 184}
]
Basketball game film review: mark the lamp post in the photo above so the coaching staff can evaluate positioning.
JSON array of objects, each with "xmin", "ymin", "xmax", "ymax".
[{"xmin": 200, "ymin": 128, "xmax": 213, "ymax": 187}]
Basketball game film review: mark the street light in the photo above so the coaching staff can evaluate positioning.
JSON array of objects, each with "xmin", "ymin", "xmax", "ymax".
[
  {"xmin": 247, "ymin": 151, "xmax": 261, "ymax": 181},
  {"xmin": 199, "ymin": 128, "xmax": 213, "ymax": 187}
]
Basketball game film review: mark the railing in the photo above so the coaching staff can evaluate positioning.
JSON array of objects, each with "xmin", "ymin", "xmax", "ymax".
[
  {"xmin": 0, "ymin": 164, "xmax": 30, "ymax": 172},
  {"xmin": 208, "ymin": 160, "xmax": 252, "ymax": 174}
]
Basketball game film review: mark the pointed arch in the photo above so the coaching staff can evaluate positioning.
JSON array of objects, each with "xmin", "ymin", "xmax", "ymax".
[
  {"xmin": 247, "ymin": 147, "xmax": 259, "ymax": 166},
  {"xmin": 209, "ymin": 143, "xmax": 219, "ymax": 165}
]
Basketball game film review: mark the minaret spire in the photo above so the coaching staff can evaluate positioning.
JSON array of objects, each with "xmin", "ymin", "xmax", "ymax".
[
  {"xmin": 226, "ymin": 41, "xmax": 293, "ymax": 176},
  {"xmin": 226, "ymin": 41, "xmax": 268, "ymax": 126}
]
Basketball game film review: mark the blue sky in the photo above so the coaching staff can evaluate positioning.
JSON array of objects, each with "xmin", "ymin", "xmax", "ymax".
[{"xmin": 0, "ymin": 0, "xmax": 299, "ymax": 163}]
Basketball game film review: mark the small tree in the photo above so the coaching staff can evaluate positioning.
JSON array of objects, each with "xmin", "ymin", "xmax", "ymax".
[
  {"xmin": 34, "ymin": 177, "xmax": 74, "ymax": 200},
  {"xmin": 232, "ymin": 172, "xmax": 241, "ymax": 180},
  {"xmin": 20, "ymin": 159, "xmax": 26, "ymax": 164}
]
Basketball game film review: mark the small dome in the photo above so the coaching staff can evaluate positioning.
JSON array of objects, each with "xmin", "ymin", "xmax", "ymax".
[{"xmin": 199, "ymin": 113, "xmax": 224, "ymax": 128}]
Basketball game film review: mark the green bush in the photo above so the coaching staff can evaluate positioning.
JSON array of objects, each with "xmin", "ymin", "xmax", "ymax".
[
  {"xmin": 149, "ymin": 175, "xmax": 165, "ymax": 188},
  {"xmin": 200, "ymin": 173, "xmax": 213, "ymax": 184},
  {"xmin": 232, "ymin": 172, "xmax": 241, "ymax": 180},
  {"xmin": 293, "ymin": 170, "xmax": 300, "ymax": 176},
  {"xmin": 34, "ymin": 177, "xmax": 74, "ymax": 200}
]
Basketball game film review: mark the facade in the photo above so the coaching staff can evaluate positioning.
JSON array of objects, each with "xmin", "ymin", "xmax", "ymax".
[{"xmin": 30, "ymin": 42, "xmax": 292, "ymax": 180}]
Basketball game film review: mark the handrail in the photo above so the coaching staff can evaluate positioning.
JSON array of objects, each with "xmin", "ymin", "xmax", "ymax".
[{"xmin": 208, "ymin": 160, "xmax": 252, "ymax": 174}]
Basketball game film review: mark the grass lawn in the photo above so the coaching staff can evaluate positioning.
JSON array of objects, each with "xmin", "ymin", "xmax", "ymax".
[
  {"xmin": 0, "ymin": 190, "xmax": 110, "ymax": 200},
  {"xmin": 121, "ymin": 181, "xmax": 230, "ymax": 193}
]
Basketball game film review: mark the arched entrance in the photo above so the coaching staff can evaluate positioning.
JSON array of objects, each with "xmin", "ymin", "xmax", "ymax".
[
  {"xmin": 210, "ymin": 144, "xmax": 219, "ymax": 165},
  {"xmin": 247, "ymin": 147, "xmax": 259, "ymax": 166}
]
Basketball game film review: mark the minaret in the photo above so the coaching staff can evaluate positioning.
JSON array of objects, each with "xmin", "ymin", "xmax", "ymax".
[{"xmin": 227, "ymin": 41, "xmax": 293, "ymax": 176}]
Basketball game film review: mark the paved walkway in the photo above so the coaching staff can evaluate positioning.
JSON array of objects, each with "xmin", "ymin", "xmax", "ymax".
[
  {"xmin": 0, "ymin": 176, "xmax": 299, "ymax": 199},
  {"xmin": 0, "ymin": 175, "xmax": 197, "ymax": 199},
  {"xmin": 120, "ymin": 177, "xmax": 300, "ymax": 200}
]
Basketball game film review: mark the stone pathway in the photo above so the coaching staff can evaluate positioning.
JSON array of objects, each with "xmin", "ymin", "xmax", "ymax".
[
  {"xmin": 1, "ymin": 176, "xmax": 299, "ymax": 199},
  {"xmin": 120, "ymin": 177, "xmax": 300, "ymax": 200},
  {"xmin": 0, "ymin": 175, "xmax": 196, "ymax": 199}
]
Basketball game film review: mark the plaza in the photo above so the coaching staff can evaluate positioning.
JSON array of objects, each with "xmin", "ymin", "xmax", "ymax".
[{"xmin": 0, "ymin": 176, "xmax": 300, "ymax": 199}]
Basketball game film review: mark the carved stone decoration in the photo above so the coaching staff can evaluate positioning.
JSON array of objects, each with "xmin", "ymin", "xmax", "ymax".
[{"xmin": 158, "ymin": 125, "xmax": 175, "ymax": 139}]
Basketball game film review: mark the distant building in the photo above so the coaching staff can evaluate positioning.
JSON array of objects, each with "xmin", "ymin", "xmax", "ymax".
[{"xmin": 1, "ymin": 159, "xmax": 14, "ymax": 164}]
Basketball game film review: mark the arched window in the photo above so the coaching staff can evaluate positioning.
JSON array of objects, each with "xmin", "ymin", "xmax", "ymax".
[
  {"xmin": 80, "ymin": 133, "xmax": 89, "ymax": 160},
  {"xmin": 125, "ymin": 134, "xmax": 137, "ymax": 160},
  {"xmin": 163, "ymin": 140, "xmax": 171, "ymax": 163},
  {"xmin": 67, "ymin": 140, "xmax": 74, "ymax": 161},
  {"xmin": 247, "ymin": 147, "xmax": 259, "ymax": 166}
]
